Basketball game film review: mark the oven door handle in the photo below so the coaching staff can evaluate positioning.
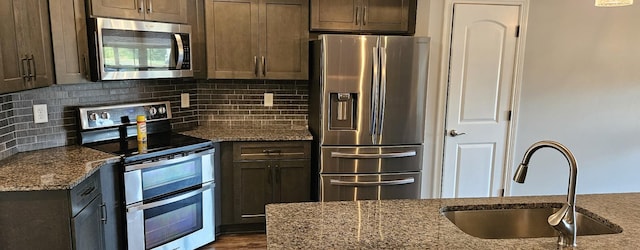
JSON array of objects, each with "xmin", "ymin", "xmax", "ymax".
[
  {"xmin": 125, "ymin": 148, "xmax": 214, "ymax": 172},
  {"xmin": 127, "ymin": 183, "xmax": 212, "ymax": 212},
  {"xmin": 330, "ymin": 150, "xmax": 416, "ymax": 159},
  {"xmin": 330, "ymin": 177, "xmax": 415, "ymax": 186}
]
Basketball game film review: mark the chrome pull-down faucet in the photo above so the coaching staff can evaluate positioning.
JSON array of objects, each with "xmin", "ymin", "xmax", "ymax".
[{"xmin": 513, "ymin": 140, "xmax": 578, "ymax": 247}]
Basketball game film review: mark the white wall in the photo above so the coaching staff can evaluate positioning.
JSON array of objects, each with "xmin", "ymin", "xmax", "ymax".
[
  {"xmin": 416, "ymin": 0, "xmax": 446, "ymax": 198},
  {"xmin": 509, "ymin": 0, "xmax": 640, "ymax": 195},
  {"xmin": 418, "ymin": 0, "xmax": 640, "ymax": 198}
]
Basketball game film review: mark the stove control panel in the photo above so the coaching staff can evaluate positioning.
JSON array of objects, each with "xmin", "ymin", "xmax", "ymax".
[{"xmin": 79, "ymin": 101, "xmax": 172, "ymax": 130}]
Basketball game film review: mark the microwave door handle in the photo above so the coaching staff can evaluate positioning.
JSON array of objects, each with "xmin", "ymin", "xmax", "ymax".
[
  {"xmin": 174, "ymin": 34, "xmax": 185, "ymax": 70},
  {"xmin": 127, "ymin": 183, "xmax": 212, "ymax": 212}
]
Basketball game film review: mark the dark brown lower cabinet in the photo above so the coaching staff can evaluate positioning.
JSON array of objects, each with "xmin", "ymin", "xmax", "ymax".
[
  {"xmin": 220, "ymin": 141, "xmax": 311, "ymax": 233},
  {"xmin": 0, "ymin": 167, "xmax": 121, "ymax": 249},
  {"xmin": 72, "ymin": 194, "xmax": 105, "ymax": 250}
]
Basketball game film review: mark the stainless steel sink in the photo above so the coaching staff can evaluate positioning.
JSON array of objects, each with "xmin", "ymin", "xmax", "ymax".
[{"xmin": 441, "ymin": 203, "xmax": 623, "ymax": 239}]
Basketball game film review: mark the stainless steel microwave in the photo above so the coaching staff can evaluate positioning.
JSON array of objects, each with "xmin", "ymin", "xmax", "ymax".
[{"xmin": 89, "ymin": 18, "xmax": 193, "ymax": 81}]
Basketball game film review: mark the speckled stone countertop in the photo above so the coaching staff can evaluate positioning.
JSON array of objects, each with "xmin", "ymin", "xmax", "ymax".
[
  {"xmin": 0, "ymin": 146, "xmax": 119, "ymax": 191},
  {"xmin": 266, "ymin": 194, "xmax": 640, "ymax": 249},
  {"xmin": 181, "ymin": 125, "xmax": 313, "ymax": 141}
]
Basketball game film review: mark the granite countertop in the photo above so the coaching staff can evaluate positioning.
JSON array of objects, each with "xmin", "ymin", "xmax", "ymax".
[
  {"xmin": 181, "ymin": 125, "xmax": 313, "ymax": 142},
  {"xmin": 0, "ymin": 126, "xmax": 310, "ymax": 191},
  {"xmin": 266, "ymin": 193, "xmax": 640, "ymax": 249},
  {"xmin": 0, "ymin": 145, "xmax": 119, "ymax": 191}
]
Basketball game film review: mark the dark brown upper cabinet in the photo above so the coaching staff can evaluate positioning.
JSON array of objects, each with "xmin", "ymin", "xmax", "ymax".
[
  {"xmin": 49, "ymin": 0, "xmax": 92, "ymax": 84},
  {"xmin": 188, "ymin": 0, "xmax": 207, "ymax": 79},
  {"xmin": 0, "ymin": 0, "xmax": 54, "ymax": 94},
  {"xmin": 205, "ymin": 0, "xmax": 309, "ymax": 80},
  {"xmin": 88, "ymin": 0, "xmax": 188, "ymax": 24},
  {"xmin": 310, "ymin": 0, "xmax": 416, "ymax": 34}
]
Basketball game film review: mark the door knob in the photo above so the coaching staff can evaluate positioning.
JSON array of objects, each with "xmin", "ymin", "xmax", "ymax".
[{"xmin": 449, "ymin": 130, "xmax": 467, "ymax": 137}]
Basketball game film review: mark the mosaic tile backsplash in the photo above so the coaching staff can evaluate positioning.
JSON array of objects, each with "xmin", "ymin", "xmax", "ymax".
[{"xmin": 0, "ymin": 79, "xmax": 309, "ymax": 161}]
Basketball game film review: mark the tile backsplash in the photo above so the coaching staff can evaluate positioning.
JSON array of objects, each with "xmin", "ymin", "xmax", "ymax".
[
  {"xmin": 0, "ymin": 79, "xmax": 309, "ymax": 161},
  {"xmin": 197, "ymin": 79, "xmax": 308, "ymax": 129}
]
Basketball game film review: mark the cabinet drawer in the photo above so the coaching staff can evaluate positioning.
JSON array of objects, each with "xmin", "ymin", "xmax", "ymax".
[
  {"xmin": 70, "ymin": 170, "xmax": 101, "ymax": 216},
  {"xmin": 233, "ymin": 141, "xmax": 310, "ymax": 161}
]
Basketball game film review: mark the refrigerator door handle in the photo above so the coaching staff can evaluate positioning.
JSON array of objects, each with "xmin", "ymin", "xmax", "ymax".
[
  {"xmin": 331, "ymin": 151, "xmax": 417, "ymax": 159},
  {"xmin": 378, "ymin": 46, "xmax": 388, "ymax": 136},
  {"xmin": 330, "ymin": 178, "xmax": 415, "ymax": 186},
  {"xmin": 370, "ymin": 45, "xmax": 380, "ymax": 140}
]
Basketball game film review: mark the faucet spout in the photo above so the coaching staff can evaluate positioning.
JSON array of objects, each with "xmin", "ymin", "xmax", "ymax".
[{"xmin": 513, "ymin": 140, "xmax": 578, "ymax": 247}]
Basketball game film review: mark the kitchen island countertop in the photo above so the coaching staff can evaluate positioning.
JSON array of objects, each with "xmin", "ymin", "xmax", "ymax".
[
  {"xmin": 0, "ymin": 145, "xmax": 119, "ymax": 191},
  {"xmin": 266, "ymin": 193, "xmax": 640, "ymax": 249}
]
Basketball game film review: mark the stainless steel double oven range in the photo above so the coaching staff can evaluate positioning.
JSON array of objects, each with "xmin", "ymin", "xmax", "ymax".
[{"xmin": 78, "ymin": 102, "xmax": 215, "ymax": 250}]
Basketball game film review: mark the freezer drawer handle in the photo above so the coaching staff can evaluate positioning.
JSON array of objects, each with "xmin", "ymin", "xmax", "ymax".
[
  {"xmin": 330, "ymin": 177, "xmax": 414, "ymax": 186},
  {"xmin": 330, "ymin": 150, "xmax": 416, "ymax": 159}
]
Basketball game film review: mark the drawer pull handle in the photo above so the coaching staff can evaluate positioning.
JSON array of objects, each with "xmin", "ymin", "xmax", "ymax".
[
  {"xmin": 241, "ymin": 214, "xmax": 266, "ymax": 218},
  {"xmin": 81, "ymin": 186, "xmax": 96, "ymax": 196},
  {"xmin": 262, "ymin": 149, "xmax": 282, "ymax": 154}
]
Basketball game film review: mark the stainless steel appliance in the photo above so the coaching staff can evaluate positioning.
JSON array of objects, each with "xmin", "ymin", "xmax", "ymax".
[
  {"xmin": 88, "ymin": 18, "xmax": 193, "ymax": 81},
  {"xmin": 309, "ymin": 34, "xmax": 429, "ymax": 201},
  {"xmin": 78, "ymin": 102, "xmax": 215, "ymax": 250}
]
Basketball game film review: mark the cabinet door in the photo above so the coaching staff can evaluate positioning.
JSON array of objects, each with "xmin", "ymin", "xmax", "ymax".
[
  {"xmin": 188, "ymin": 0, "xmax": 207, "ymax": 79},
  {"xmin": 260, "ymin": 0, "xmax": 308, "ymax": 80},
  {"xmin": 206, "ymin": 0, "xmax": 259, "ymax": 79},
  {"xmin": 233, "ymin": 162, "xmax": 272, "ymax": 224},
  {"xmin": 89, "ymin": 0, "xmax": 145, "ymax": 20},
  {"xmin": 361, "ymin": 0, "xmax": 413, "ymax": 33},
  {"xmin": 49, "ymin": 0, "xmax": 91, "ymax": 84},
  {"xmin": 24, "ymin": 0, "xmax": 54, "ymax": 89},
  {"xmin": 0, "ymin": 0, "xmax": 52, "ymax": 94},
  {"xmin": 310, "ymin": 0, "xmax": 359, "ymax": 31},
  {"xmin": 273, "ymin": 160, "xmax": 310, "ymax": 203},
  {"xmin": 72, "ymin": 195, "xmax": 106, "ymax": 250},
  {"xmin": 144, "ymin": 0, "xmax": 188, "ymax": 23},
  {"xmin": 100, "ymin": 163, "xmax": 124, "ymax": 250},
  {"xmin": 0, "ymin": 0, "xmax": 26, "ymax": 93}
]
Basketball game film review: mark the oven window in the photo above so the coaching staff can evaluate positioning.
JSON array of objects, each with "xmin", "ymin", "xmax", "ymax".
[
  {"xmin": 144, "ymin": 193, "xmax": 203, "ymax": 249},
  {"xmin": 142, "ymin": 158, "xmax": 202, "ymax": 201},
  {"xmin": 102, "ymin": 29, "xmax": 176, "ymax": 71}
]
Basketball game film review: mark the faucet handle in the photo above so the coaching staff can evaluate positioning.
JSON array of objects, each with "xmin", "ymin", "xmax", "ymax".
[{"xmin": 548, "ymin": 203, "xmax": 577, "ymax": 247}]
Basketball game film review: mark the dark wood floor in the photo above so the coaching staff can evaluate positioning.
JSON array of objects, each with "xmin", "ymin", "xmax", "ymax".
[{"xmin": 198, "ymin": 233, "xmax": 267, "ymax": 249}]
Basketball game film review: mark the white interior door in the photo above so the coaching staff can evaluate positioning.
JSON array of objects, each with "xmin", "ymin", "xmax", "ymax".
[{"xmin": 441, "ymin": 4, "xmax": 520, "ymax": 198}]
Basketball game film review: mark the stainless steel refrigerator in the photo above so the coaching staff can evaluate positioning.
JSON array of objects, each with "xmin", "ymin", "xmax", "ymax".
[{"xmin": 309, "ymin": 34, "xmax": 429, "ymax": 201}]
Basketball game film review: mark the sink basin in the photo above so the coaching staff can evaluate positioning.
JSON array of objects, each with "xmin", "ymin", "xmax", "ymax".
[{"xmin": 441, "ymin": 203, "xmax": 622, "ymax": 239}]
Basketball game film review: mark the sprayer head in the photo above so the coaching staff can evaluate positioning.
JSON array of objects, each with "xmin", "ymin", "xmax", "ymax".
[{"xmin": 513, "ymin": 164, "xmax": 528, "ymax": 183}]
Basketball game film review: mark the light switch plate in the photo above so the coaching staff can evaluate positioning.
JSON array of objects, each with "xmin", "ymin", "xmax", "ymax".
[
  {"xmin": 181, "ymin": 93, "xmax": 190, "ymax": 108},
  {"xmin": 33, "ymin": 104, "xmax": 48, "ymax": 123},
  {"xmin": 264, "ymin": 93, "xmax": 273, "ymax": 107}
]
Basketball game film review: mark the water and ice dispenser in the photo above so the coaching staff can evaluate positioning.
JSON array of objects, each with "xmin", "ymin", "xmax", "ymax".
[{"xmin": 329, "ymin": 93, "xmax": 357, "ymax": 130}]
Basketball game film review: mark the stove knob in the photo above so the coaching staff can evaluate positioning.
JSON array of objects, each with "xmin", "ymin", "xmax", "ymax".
[
  {"xmin": 89, "ymin": 113, "xmax": 98, "ymax": 121},
  {"xmin": 149, "ymin": 107, "xmax": 157, "ymax": 116},
  {"xmin": 158, "ymin": 106, "xmax": 166, "ymax": 114},
  {"xmin": 100, "ymin": 112, "xmax": 110, "ymax": 120}
]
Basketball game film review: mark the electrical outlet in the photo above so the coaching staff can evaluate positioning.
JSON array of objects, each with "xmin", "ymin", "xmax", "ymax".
[
  {"xmin": 181, "ymin": 93, "xmax": 190, "ymax": 108},
  {"xmin": 264, "ymin": 93, "xmax": 273, "ymax": 107},
  {"xmin": 33, "ymin": 104, "xmax": 48, "ymax": 123}
]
